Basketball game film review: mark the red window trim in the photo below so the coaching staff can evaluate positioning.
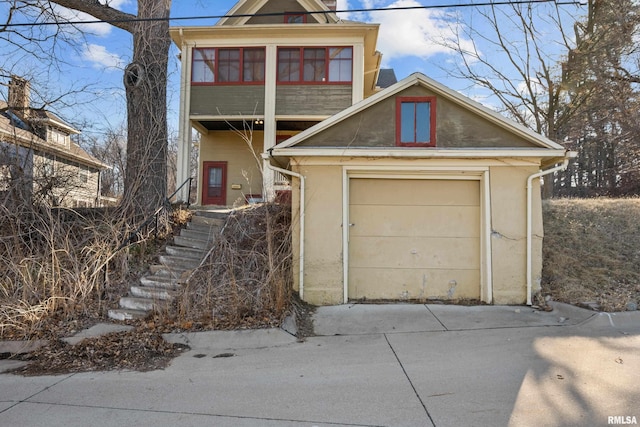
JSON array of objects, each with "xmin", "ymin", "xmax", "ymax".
[
  {"xmin": 276, "ymin": 46, "xmax": 353, "ymax": 85},
  {"xmin": 395, "ymin": 96, "xmax": 437, "ymax": 147},
  {"xmin": 284, "ymin": 12, "xmax": 307, "ymax": 23},
  {"xmin": 191, "ymin": 47, "xmax": 266, "ymax": 86}
]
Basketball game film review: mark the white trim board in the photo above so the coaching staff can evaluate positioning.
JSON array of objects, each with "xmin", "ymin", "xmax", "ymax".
[{"xmin": 341, "ymin": 165, "xmax": 492, "ymax": 304}]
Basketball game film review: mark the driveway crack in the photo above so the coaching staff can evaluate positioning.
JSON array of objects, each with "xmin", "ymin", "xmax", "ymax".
[
  {"xmin": 425, "ymin": 305, "xmax": 448, "ymax": 331},
  {"xmin": 0, "ymin": 372, "xmax": 77, "ymax": 414},
  {"xmin": 384, "ymin": 334, "xmax": 436, "ymax": 427}
]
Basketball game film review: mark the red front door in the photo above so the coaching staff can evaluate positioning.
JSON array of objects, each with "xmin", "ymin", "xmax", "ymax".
[{"xmin": 202, "ymin": 161, "xmax": 227, "ymax": 205}]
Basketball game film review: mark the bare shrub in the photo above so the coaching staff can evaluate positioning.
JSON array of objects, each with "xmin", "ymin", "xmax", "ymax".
[
  {"xmin": 0, "ymin": 194, "xmax": 182, "ymax": 338},
  {"xmin": 173, "ymin": 203, "xmax": 292, "ymax": 329},
  {"xmin": 0, "ymin": 204, "xmax": 125, "ymax": 337}
]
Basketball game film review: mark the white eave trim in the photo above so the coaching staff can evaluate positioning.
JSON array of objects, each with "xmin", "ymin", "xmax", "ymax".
[
  {"xmin": 28, "ymin": 116, "xmax": 80, "ymax": 135},
  {"xmin": 0, "ymin": 129, "xmax": 108, "ymax": 170},
  {"xmin": 216, "ymin": 0, "xmax": 338, "ymax": 26},
  {"xmin": 271, "ymin": 148, "xmax": 568, "ymax": 158}
]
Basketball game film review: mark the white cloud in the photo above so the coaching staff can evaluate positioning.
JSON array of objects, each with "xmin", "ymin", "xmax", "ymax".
[
  {"xmin": 81, "ymin": 44, "xmax": 125, "ymax": 70},
  {"xmin": 360, "ymin": 0, "xmax": 476, "ymax": 65},
  {"xmin": 336, "ymin": 0, "xmax": 352, "ymax": 19},
  {"xmin": 517, "ymin": 78, "xmax": 547, "ymax": 98}
]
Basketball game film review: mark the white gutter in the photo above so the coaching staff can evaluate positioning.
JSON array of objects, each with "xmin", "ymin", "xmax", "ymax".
[
  {"xmin": 272, "ymin": 147, "xmax": 567, "ymax": 158},
  {"xmin": 264, "ymin": 160, "xmax": 306, "ymax": 300},
  {"xmin": 526, "ymin": 152, "xmax": 576, "ymax": 305}
]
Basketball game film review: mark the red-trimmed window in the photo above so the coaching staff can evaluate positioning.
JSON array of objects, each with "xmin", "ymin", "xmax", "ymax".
[
  {"xmin": 284, "ymin": 13, "xmax": 306, "ymax": 23},
  {"xmin": 243, "ymin": 49, "xmax": 266, "ymax": 82},
  {"xmin": 192, "ymin": 47, "xmax": 265, "ymax": 84},
  {"xmin": 277, "ymin": 47, "xmax": 352, "ymax": 83},
  {"xmin": 396, "ymin": 97, "xmax": 436, "ymax": 147}
]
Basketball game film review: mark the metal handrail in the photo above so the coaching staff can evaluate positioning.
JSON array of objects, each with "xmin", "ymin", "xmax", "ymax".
[
  {"xmin": 116, "ymin": 177, "xmax": 193, "ymax": 251},
  {"xmin": 167, "ymin": 176, "xmax": 193, "ymax": 205}
]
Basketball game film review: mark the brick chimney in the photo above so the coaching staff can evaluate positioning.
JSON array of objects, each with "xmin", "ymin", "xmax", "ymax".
[
  {"xmin": 322, "ymin": 0, "xmax": 337, "ymax": 11},
  {"xmin": 8, "ymin": 76, "xmax": 30, "ymax": 114}
]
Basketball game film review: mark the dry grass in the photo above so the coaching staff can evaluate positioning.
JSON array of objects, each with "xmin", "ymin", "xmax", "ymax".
[
  {"xmin": 167, "ymin": 203, "xmax": 293, "ymax": 330},
  {"xmin": 0, "ymin": 207, "xmax": 119, "ymax": 338},
  {"xmin": 542, "ymin": 198, "xmax": 640, "ymax": 311},
  {"xmin": 0, "ymin": 205, "xmax": 181, "ymax": 339}
]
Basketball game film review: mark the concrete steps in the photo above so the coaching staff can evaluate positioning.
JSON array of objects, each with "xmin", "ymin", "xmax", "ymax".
[
  {"xmin": 108, "ymin": 208, "xmax": 228, "ymax": 321},
  {"xmin": 139, "ymin": 275, "xmax": 180, "ymax": 290},
  {"xmin": 158, "ymin": 254, "xmax": 201, "ymax": 270},
  {"xmin": 165, "ymin": 245, "xmax": 203, "ymax": 259},
  {"xmin": 173, "ymin": 235, "xmax": 210, "ymax": 250},
  {"xmin": 107, "ymin": 308, "xmax": 148, "ymax": 321}
]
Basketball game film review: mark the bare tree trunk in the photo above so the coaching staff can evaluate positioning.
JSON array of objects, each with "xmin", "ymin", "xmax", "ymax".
[{"xmin": 120, "ymin": 0, "xmax": 170, "ymax": 217}]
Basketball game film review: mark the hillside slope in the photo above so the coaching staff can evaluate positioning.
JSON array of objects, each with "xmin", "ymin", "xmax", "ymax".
[{"xmin": 542, "ymin": 198, "xmax": 640, "ymax": 311}]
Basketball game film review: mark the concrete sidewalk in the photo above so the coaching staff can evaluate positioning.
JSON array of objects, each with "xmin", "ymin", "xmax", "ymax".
[{"xmin": 1, "ymin": 302, "xmax": 639, "ymax": 426}]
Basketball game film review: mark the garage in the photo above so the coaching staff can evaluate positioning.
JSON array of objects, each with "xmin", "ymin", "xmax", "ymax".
[
  {"xmin": 347, "ymin": 177, "xmax": 481, "ymax": 301},
  {"xmin": 270, "ymin": 73, "xmax": 569, "ymax": 306}
]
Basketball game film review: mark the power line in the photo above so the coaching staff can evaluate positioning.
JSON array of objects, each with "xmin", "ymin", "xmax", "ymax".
[{"xmin": 2, "ymin": 0, "xmax": 586, "ymax": 28}]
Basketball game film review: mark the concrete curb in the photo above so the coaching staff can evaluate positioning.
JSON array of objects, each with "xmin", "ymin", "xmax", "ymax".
[{"xmin": 163, "ymin": 328, "xmax": 297, "ymax": 351}]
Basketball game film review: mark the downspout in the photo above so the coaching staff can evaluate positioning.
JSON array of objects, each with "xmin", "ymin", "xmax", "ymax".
[
  {"xmin": 264, "ymin": 156, "xmax": 306, "ymax": 300},
  {"xmin": 526, "ymin": 152, "xmax": 574, "ymax": 305}
]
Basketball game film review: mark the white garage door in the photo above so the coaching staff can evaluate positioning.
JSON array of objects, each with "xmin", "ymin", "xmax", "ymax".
[{"xmin": 348, "ymin": 178, "xmax": 481, "ymax": 301}]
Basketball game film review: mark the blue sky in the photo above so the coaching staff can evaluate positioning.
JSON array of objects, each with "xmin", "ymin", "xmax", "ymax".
[{"xmin": 0, "ymin": 0, "xmax": 586, "ymax": 142}]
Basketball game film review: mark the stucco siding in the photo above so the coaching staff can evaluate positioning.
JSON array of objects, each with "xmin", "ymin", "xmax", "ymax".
[
  {"xmin": 291, "ymin": 161, "xmax": 344, "ymax": 305},
  {"xmin": 198, "ymin": 131, "xmax": 264, "ymax": 206},
  {"xmin": 489, "ymin": 164, "xmax": 543, "ymax": 303},
  {"xmin": 288, "ymin": 157, "xmax": 544, "ymax": 306}
]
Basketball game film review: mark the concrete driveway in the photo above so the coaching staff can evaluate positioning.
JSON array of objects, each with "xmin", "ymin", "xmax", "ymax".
[{"xmin": 1, "ymin": 302, "xmax": 639, "ymax": 426}]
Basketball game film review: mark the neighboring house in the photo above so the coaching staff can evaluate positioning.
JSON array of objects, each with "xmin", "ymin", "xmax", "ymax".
[
  {"xmin": 0, "ymin": 76, "xmax": 109, "ymax": 207},
  {"xmin": 171, "ymin": 0, "xmax": 572, "ymax": 306},
  {"xmin": 170, "ymin": 0, "xmax": 381, "ymax": 206}
]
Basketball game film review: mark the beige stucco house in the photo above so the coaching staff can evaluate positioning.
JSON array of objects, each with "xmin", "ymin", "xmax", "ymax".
[
  {"xmin": 170, "ymin": 0, "xmax": 381, "ymax": 206},
  {"xmin": 170, "ymin": 0, "xmax": 572, "ymax": 306},
  {"xmin": 1, "ymin": 76, "xmax": 109, "ymax": 207},
  {"xmin": 269, "ymin": 73, "xmax": 572, "ymax": 306}
]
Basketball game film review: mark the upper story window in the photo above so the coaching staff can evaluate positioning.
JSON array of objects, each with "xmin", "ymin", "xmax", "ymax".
[
  {"xmin": 284, "ymin": 13, "xmax": 306, "ymax": 23},
  {"xmin": 78, "ymin": 164, "xmax": 90, "ymax": 184},
  {"xmin": 192, "ymin": 47, "xmax": 266, "ymax": 85},
  {"xmin": 396, "ymin": 97, "xmax": 436, "ymax": 147},
  {"xmin": 48, "ymin": 128, "xmax": 69, "ymax": 146},
  {"xmin": 277, "ymin": 47, "xmax": 352, "ymax": 84},
  {"xmin": 43, "ymin": 153, "xmax": 55, "ymax": 176}
]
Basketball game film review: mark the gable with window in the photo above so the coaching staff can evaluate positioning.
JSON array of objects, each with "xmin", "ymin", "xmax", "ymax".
[
  {"xmin": 192, "ymin": 47, "xmax": 266, "ymax": 84},
  {"xmin": 396, "ymin": 96, "xmax": 436, "ymax": 147},
  {"xmin": 284, "ymin": 12, "xmax": 306, "ymax": 23},
  {"xmin": 48, "ymin": 128, "xmax": 70, "ymax": 147}
]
